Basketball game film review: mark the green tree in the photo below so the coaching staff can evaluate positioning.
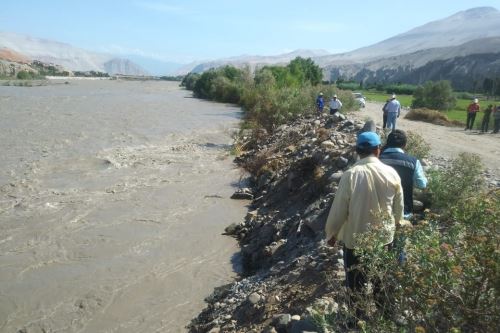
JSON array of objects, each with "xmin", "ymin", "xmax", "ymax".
[
  {"xmin": 181, "ymin": 72, "xmax": 201, "ymax": 90},
  {"xmin": 412, "ymin": 80, "xmax": 456, "ymax": 111},
  {"xmin": 16, "ymin": 70, "xmax": 33, "ymax": 80},
  {"xmin": 482, "ymin": 78, "xmax": 494, "ymax": 96},
  {"xmin": 287, "ymin": 57, "xmax": 322, "ymax": 86}
]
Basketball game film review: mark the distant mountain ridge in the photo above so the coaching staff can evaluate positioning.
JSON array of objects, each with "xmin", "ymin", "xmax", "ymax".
[
  {"xmin": 177, "ymin": 7, "xmax": 500, "ymax": 90},
  {"xmin": 0, "ymin": 32, "xmax": 149, "ymax": 76},
  {"xmin": 177, "ymin": 49, "xmax": 330, "ymax": 74}
]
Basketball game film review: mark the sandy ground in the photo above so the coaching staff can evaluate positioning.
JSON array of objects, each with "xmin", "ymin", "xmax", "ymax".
[
  {"xmin": 0, "ymin": 80, "xmax": 248, "ymax": 332},
  {"xmin": 348, "ymin": 102, "xmax": 500, "ymax": 178}
]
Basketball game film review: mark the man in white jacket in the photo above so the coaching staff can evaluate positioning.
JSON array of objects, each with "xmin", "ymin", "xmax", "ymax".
[
  {"xmin": 329, "ymin": 94, "xmax": 343, "ymax": 115},
  {"xmin": 325, "ymin": 131, "xmax": 404, "ymax": 292}
]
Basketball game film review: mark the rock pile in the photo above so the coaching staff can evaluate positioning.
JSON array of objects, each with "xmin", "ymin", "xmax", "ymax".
[
  {"xmin": 189, "ymin": 112, "xmax": 498, "ymax": 333},
  {"xmin": 189, "ymin": 114, "xmax": 371, "ymax": 333}
]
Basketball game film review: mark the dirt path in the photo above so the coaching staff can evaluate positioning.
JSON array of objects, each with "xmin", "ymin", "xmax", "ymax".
[{"xmin": 347, "ymin": 101, "xmax": 500, "ymax": 178}]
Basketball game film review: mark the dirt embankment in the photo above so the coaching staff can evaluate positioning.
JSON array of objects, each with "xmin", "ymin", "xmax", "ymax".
[
  {"xmin": 352, "ymin": 102, "xmax": 499, "ymax": 178},
  {"xmin": 189, "ymin": 109, "xmax": 499, "ymax": 333}
]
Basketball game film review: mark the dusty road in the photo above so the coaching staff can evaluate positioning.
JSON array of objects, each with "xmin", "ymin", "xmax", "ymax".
[{"xmin": 348, "ymin": 102, "xmax": 499, "ymax": 178}]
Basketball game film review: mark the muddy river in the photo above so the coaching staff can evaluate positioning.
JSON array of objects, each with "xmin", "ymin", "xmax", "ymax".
[{"xmin": 0, "ymin": 80, "xmax": 247, "ymax": 332}]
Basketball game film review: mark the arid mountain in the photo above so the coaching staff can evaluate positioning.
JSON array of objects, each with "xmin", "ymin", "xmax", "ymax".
[
  {"xmin": 0, "ymin": 47, "xmax": 30, "ymax": 64},
  {"xmin": 324, "ymin": 37, "xmax": 500, "ymax": 90},
  {"xmin": 332, "ymin": 6, "xmax": 500, "ymax": 62},
  {"xmin": 178, "ymin": 7, "xmax": 500, "ymax": 89},
  {"xmin": 0, "ymin": 32, "xmax": 148, "ymax": 75},
  {"xmin": 176, "ymin": 49, "xmax": 330, "ymax": 74}
]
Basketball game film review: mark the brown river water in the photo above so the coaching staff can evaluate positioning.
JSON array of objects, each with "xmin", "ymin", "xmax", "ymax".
[{"xmin": 0, "ymin": 80, "xmax": 247, "ymax": 332}]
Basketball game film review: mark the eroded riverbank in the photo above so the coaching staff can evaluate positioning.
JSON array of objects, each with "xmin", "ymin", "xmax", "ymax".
[{"xmin": 0, "ymin": 80, "xmax": 248, "ymax": 332}]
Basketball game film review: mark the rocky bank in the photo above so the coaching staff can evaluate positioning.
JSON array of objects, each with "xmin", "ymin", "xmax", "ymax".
[{"xmin": 188, "ymin": 112, "xmax": 498, "ymax": 333}]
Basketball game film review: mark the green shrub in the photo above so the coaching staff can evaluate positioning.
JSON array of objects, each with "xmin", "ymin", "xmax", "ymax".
[
  {"xmin": 317, "ymin": 188, "xmax": 499, "ymax": 333},
  {"xmin": 184, "ymin": 58, "xmax": 356, "ymax": 132},
  {"xmin": 427, "ymin": 153, "xmax": 485, "ymax": 210},
  {"xmin": 16, "ymin": 70, "xmax": 33, "ymax": 80},
  {"xmin": 181, "ymin": 72, "xmax": 201, "ymax": 90},
  {"xmin": 412, "ymin": 80, "xmax": 457, "ymax": 110},
  {"xmin": 337, "ymin": 82, "xmax": 360, "ymax": 91},
  {"xmin": 405, "ymin": 131, "xmax": 431, "ymax": 160},
  {"xmin": 385, "ymin": 83, "xmax": 418, "ymax": 95}
]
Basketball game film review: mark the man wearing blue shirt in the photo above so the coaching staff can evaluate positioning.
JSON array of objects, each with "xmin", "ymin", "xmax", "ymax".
[
  {"xmin": 380, "ymin": 130, "xmax": 427, "ymax": 218},
  {"xmin": 316, "ymin": 92, "xmax": 325, "ymax": 113}
]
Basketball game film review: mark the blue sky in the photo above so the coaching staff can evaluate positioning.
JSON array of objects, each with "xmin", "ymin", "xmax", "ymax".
[{"xmin": 2, "ymin": 0, "xmax": 500, "ymax": 64}]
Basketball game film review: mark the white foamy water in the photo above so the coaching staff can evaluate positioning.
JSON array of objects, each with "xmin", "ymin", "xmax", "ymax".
[{"xmin": 0, "ymin": 80, "xmax": 247, "ymax": 332}]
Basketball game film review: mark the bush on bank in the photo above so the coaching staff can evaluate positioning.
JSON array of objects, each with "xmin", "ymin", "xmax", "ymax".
[
  {"xmin": 315, "ymin": 153, "xmax": 498, "ymax": 332},
  {"xmin": 181, "ymin": 57, "xmax": 357, "ymax": 131},
  {"xmin": 412, "ymin": 80, "xmax": 457, "ymax": 111}
]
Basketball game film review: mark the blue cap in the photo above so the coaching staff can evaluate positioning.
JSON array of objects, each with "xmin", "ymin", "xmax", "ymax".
[{"xmin": 356, "ymin": 131, "xmax": 381, "ymax": 148}]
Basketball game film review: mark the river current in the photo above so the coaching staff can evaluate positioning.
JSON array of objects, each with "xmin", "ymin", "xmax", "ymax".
[{"xmin": 0, "ymin": 80, "xmax": 247, "ymax": 332}]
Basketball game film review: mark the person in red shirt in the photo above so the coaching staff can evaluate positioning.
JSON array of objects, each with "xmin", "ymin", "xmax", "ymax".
[{"xmin": 465, "ymin": 98, "xmax": 480, "ymax": 130}]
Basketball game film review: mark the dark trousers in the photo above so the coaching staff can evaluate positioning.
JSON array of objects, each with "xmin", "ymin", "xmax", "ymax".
[
  {"xmin": 330, "ymin": 108, "xmax": 339, "ymax": 115},
  {"xmin": 344, "ymin": 244, "xmax": 393, "ymax": 291},
  {"xmin": 481, "ymin": 116, "xmax": 490, "ymax": 132},
  {"xmin": 382, "ymin": 113, "xmax": 388, "ymax": 129},
  {"xmin": 494, "ymin": 118, "xmax": 500, "ymax": 133},
  {"xmin": 344, "ymin": 246, "xmax": 365, "ymax": 291},
  {"xmin": 466, "ymin": 112, "xmax": 477, "ymax": 130}
]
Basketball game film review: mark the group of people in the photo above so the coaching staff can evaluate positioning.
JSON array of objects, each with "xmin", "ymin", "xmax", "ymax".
[
  {"xmin": 466, "ymin": 98, "xmax": 500, "ymax": 133},
  {"xmin": 316, "ymin": 92, "xmax": 343, "ymax": 115},
  {"xmin": 325, "ymin": 125, "xmax": 427, "ymax": 315}
]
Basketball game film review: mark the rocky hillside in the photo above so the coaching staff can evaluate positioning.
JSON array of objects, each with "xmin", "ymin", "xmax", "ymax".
[
  {"xmin": 325, "ymin": 38, "xmax": 500, "ymax": 91},
  {"xmin": 332, "ymin": 6, "xmax": 500, "ymax": 62},
  {"xmin": 178, "ymin": 7, "xmax": 500, "ymax": 89},
  {"xmin": 0, "ymin": 32, "xmax": 148, "ymax": 76}
]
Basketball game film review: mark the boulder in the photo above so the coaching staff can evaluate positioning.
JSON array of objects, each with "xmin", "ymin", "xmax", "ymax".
[
  {"xmin": 328, "ymin": 171, "xmax": 344, "ymax": 183},
  {"xmin": 224, "ymin": 223, "xmax": 243, "ymax": 235},
  {"xmin": 248, "ymin": 292, "xmax": 262, "ymax": 305},
  {"xmin": 335, "ymin": 156, "xmax": 349, "ymax": 169},
  {"xmin": 320, "ymin": 140, "xmax": 335, "ymax": 149},
  {"xmin": 231, "ymin": 188, "xmax": 254, "ymax": 200},
  {"xmin": 413, "ymin": 200, "xmax": 424, "ymax": 212},
  {"xmin": 272, "ymin": 313, "xmax": 292, "ymax": 328}
]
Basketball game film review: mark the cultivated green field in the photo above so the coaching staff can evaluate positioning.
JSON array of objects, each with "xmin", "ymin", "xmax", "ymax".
[{"xmin": 361, "ymin": 91, "xmax": 500, "ymax": 128}]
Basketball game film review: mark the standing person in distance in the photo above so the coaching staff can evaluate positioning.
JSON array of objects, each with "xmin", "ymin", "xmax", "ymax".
[
  {"xmin": 325, "ymin": 131, "xmax": 404, "ymax": 294},
  {"xmin": 493, "ymin": 105, "xmax": 500, "ymax": 133},
  {"xmin": 481, "ymin": 104, "xmax": 493, "ymax": 133},
  {"xmin": 382, "ymin": 99, "xmax": 390, "ymax": 129},
  {"xmin": 329, "ymin": 94, "xmax": 343, "ymax": 115},
  {"xmin": 465, "ymin": 98, "xmax": 480, "ymax": 130},
  {"xmin": 385, "ymin": 94, "xmax": 401, "ymax": 131},
  {"xmin": 316, "ymin": 92, "xmax": 325, "ymax": 114}
]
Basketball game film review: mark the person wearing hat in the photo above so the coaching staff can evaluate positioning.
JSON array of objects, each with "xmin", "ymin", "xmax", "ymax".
[
  {"xmin": 465, "ymin": 98, "xmax": 480, "ymax": 130},
  {"xmin": 329, "ymin": 94, "xmax": 343, "ymax": 115},
  {"xmin": 385, "ymin": 93, "xmax": 401, "ymax": 130},
  {"xmin": 316, "ymin": 92, "xmax": 325, "ymax": 113},
  {"xmin": 380, "ymin": 129, "xmax": 427, "ymax": 218},
  {"xmin": 325, "ymin": 131, "xmax": 403, "ymax": 293}
]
